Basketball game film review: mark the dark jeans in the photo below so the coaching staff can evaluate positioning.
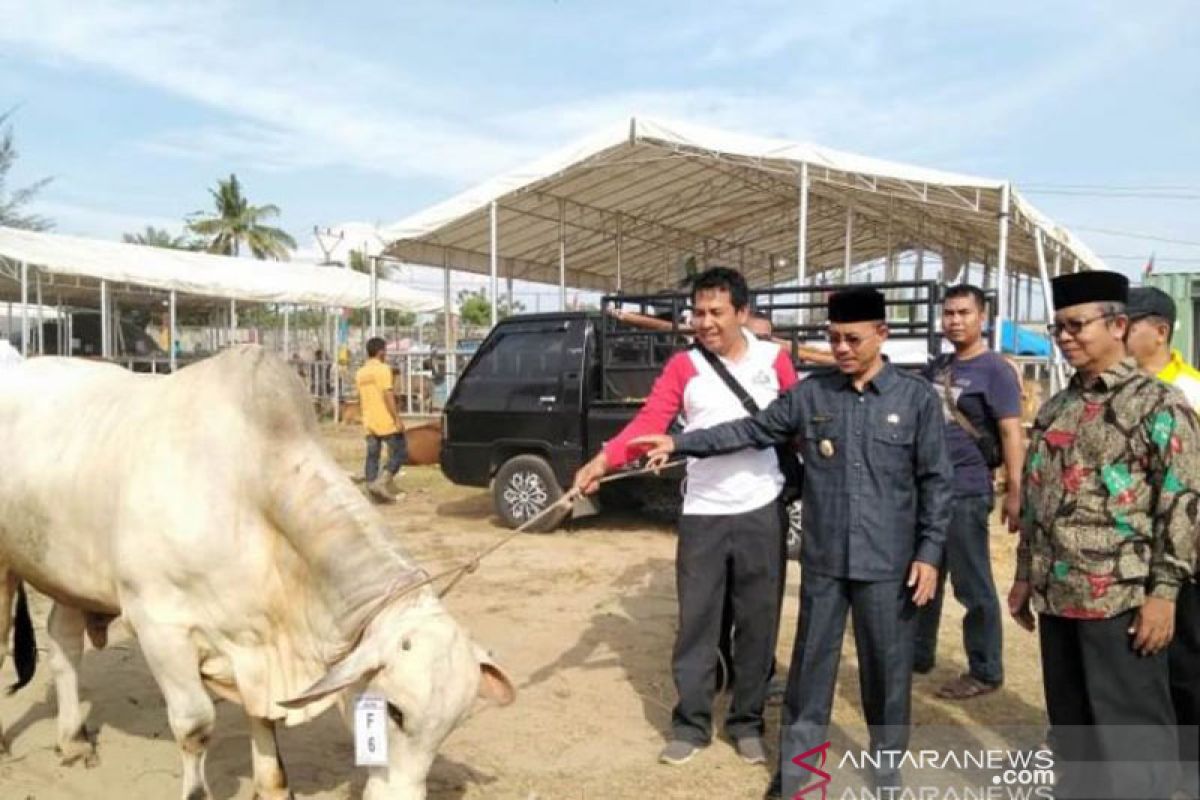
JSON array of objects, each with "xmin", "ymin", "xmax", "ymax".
[
  {"xmin": 671, "ymin": 500, "xmax": 785, "ymax": 745},
  {"xmin": 914, "ymin": 493, "xmax": 1003, "ymax": 685},
  {"xmin": 717, "ymin": 501, "xmax": 788, "ymax": 689},
  {"xmin": 364, "ymin": 433, "xmax": 407, "ymax": 482},
  {"xmin": 1171, "ymin": 582, "xmax": 1200, "ymax": 797},
  {"xmin": 1040, "ymin": 611, "xmax": 1180, "ymax": 799},
  {"xmin": 780, "ymin": 573, "xmax": 916, "ymax": 796}
]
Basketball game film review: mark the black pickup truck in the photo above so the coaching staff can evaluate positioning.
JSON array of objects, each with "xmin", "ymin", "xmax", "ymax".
[{"xmin": 439, "ymin": 281, "xmax": 947, "ymax": 535}]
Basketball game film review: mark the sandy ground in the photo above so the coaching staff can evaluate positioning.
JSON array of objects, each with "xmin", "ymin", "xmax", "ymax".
[{"xmin": 0, "ymin": 424, "xmax": 1048, "ymax": 799}]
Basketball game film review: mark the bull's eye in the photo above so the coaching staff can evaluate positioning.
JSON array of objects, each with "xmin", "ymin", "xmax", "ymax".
[{"xmin": 387, "ymin": 702, "xmax": 405, "ymax": 732}]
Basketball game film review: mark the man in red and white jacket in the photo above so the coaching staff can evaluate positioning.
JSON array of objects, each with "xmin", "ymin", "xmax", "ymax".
[{"xmin": 575, "ymin": 267, "xmax": 796, "ymax": 767}]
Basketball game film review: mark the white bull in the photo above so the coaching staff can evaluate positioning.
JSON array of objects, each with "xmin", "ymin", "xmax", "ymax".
[{"xmin": 0, "ymin": 346, "xmax": 514, "ymax": 799}]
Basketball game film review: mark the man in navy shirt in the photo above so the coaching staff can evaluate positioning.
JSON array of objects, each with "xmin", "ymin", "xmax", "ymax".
[
  {"xmin": 632, "ymin": 288, "xmax": 953, "ymax": 797},
  {"xmin": 914, "ymin": 284, "xmax": 1025, "ymax": 699}
]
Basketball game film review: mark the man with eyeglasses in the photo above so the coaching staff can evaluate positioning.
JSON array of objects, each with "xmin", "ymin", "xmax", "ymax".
[
  {"xmin": 631, "ymin": 287, "xmax": 953, "ymax": 798},
  {"xmin": 1009, "ymin": 271, "xmax": 1200, "ymax": 799}
]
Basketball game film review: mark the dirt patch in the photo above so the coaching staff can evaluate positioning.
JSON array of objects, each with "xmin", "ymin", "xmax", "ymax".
[{"xmin": 0, "ymin": 424, "xmax": 1046, "ymax": 798}]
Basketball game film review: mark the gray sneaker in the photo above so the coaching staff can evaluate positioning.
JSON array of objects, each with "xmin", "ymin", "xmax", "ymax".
[
  {"xmin": 658, "ymin": 739, "xmax": 702, "ymax": 765},
  {"xmin": 366, "ymin": 475, "xmax": 396, "ymax": 502},
  {"xmin": 736, "ymin": 736, "xmax": 767, "ymax": 765}
]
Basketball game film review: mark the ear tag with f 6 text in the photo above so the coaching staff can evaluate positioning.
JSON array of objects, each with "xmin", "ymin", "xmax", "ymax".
[{"xmin": 354, "ymin": 694, "xmax": 388, "ymax": 767}]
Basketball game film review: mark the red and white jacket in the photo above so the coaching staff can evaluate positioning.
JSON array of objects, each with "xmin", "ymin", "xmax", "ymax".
[{"xmin": 603, "ymin": 330, "xmax": 798, "ymax": 515}]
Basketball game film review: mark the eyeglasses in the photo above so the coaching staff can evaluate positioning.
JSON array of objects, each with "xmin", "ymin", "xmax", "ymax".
[
  {"xmin": 1046, "ymin": 312, "xmax": 1115, "ymax": 338},
  {"xmin": 827, "ymin": 332, "xmax": 874, "ymax": 349}
]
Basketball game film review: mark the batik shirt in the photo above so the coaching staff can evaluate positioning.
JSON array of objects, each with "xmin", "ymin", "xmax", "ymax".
[{"xmin": 1016, "ymin": 358, "xmax": 1200, "ymax": 618}]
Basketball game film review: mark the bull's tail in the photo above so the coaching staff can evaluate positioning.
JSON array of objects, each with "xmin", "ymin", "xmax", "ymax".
[{"xmin": 8, "ymin": 583, "xmax": 36, "ymax": 695}]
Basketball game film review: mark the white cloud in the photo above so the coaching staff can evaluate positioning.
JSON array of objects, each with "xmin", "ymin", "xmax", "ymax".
[
  {"xmin": 28, "ymin": 200, "xmax": 181, "ymax": 240},
  {"xmin": 0, "ymin": 0, "xmax": 1193, "ymax": 213}
]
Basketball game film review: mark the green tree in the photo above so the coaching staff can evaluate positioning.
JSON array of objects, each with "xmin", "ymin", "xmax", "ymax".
[
  {"xmin": 457, "ymin": 288, "xmax": 524, "ymax": 326},
  {"xmin": 186, "ymin": 173, "xmax": 297, "ymax": 259},
  {"xmin": 0, "ymin": 109, "xmax": 52, "ymax": 230},
  {"xmin": 121, "ymin": 225, "xmax": 196, "ymax": 249}
]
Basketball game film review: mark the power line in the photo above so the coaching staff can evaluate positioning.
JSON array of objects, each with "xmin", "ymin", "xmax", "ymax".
[
  {"xmin": 1024, "ymin": 189, "xmax": 1200, "ymax": 200},
  {"xmin": 1099, "ymin": 254, "xmax": 1200, "ymax": 263},
  {"xmin": 1022, "ymin": 183, "xmax": 1200, "ymax": 191},
  {"xmin": 1066, "ymin": 225, "xmax": 1200, "ymax": 247}
]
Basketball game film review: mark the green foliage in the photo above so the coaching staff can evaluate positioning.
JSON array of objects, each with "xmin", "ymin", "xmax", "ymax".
[
  {"xmin": 0, "ymin": 109, "xmax": 52, "ymax": 231},
  {"xmin": 457, "ymin": 288, "xmax": 524, "ymax": 326},
  {"xmin": 186, "ymin": 173, "xmax": 297, "ymax": 260},
  {"xmin": 121, "ymin": 226, "xmax": 199, "ymax": 250}
]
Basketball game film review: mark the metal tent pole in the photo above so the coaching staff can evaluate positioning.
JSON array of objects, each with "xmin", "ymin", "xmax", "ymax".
[
  {"xmin": 1034, "ymin": 228, "xmax": 1066, "ymax": 391},
  {"xmin": 19, "ymin": 262, "xmax": 28, "ymax": 356},
  {"xmin": 442, "ymin": 247, "xmax": 452, "ymax": 379},
  {"xmin": 993, "ymin": 183, "xmax": 1011, "ymax": 351},
  {"xmin": 35, "ymin": 268, "xmax": 43, "ymax": 355},
  {"xmin": 169, "ymin": 290, "xmax": 178, "ymax": 371},
  {"xmin": 369, "ymin": 256, "xmax": 379, "ymax": 337},
  {"xmin": 229, "ymin": 299, "xmax": 237, "ymax": 347},
  {"xmin": 1024, "ymin": 271, "xmax": 1034, "ymax": 323},
  {"xmin": 842, "ymin": 205, "xmax": 853, "ymax": 284},
  {"xmin": 489, "ymin": 201, "xmax": 499, "ymax": 326},
  {"xmin": 797, "ymin": 163, "xmax": 809, "ymax": 286},
  {"xmin": 558, "ymin": 199, "xmax": 567, "ymax": 311},
  {"xmin": 99, "ymin": 279, "xmax": 109, "ymax": 359},
  {"xmin": 615, "ymin": 216, "xmax": 623, "ymax": 292},
  {"xmin": 283, "ymin": 304, "xmax": 290, "ymax": 358}
]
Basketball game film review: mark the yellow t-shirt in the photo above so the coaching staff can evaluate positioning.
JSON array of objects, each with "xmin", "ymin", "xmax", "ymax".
[
  {"xmin": 1157, "ymin": 349, "xmax": 1200, "ymax": 414},
  {"xmin": 355, "ymin": 358, "xmax": 401, "ymax": 436}
]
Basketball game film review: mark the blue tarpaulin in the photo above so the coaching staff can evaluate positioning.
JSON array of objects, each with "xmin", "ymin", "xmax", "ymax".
[{"xmin": 998, "ymin": 320, "xmax": 1051, "ymax": 356}]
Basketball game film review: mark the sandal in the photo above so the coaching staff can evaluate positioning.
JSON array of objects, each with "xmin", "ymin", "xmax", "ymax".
[{"xmin": 935, "ymin": 673, "xmax": 1000, "ymax": 700}]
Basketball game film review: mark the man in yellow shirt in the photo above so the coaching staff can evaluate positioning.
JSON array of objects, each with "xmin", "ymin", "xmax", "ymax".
[
  {"xmin": 1126, "ymin": 286, "xmax": 1200, "ymax": 795},
  {"xmin": 1127, "ymin": 287, "xmax": 1200, "ymax": 411},
  {"xmin": 355, "ymin": 337, "xmax": 406, "ymax": 501}
]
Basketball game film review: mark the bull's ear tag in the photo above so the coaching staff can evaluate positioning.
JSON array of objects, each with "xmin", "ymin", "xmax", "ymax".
[{"xmin": 354, "ymin": 694, "xmax": 388, "ymax": 767}]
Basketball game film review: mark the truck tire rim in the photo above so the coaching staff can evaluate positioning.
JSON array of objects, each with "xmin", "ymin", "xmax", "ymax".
[
  {"xmin": 787, "ymin": 503, "xmax": 802, "ymax": 545},
  {"xmin": 504, "ymin": 471, "xmax": 549, "ymax": 520}
]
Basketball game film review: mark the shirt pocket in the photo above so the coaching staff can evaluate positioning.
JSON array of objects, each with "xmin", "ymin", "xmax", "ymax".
[
  {"xmin": 871, "ymin": 422, "xmax": 916, "ymax": 475},
  {"xmin": 802, "ymin": 419, "xmax": 841, "ymax": 469}
]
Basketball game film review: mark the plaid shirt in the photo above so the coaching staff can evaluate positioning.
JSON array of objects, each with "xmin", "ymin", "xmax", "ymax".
[{"xmin": 1016, "ymin": 358, "xmax": 1200, "ymax": 618}]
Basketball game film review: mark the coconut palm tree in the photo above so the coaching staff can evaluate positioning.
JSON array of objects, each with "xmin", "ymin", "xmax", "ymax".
[
  {"xmin": 186, "ymin": 173, "xmax": 296, "ymax": 260},
  {"xmin": 121, "ymin": 226, "xmax": 195, "ymax": 249},
  {"xmin": 0, "ymin": 109, "xmax": 52, "ymax": 231}
]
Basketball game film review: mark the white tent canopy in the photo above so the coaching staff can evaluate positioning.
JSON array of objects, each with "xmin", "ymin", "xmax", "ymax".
[
  {"xmin": 0, "ymin": 227, "xmax": 442, "ymax": 312},
  {"xmin": 380, "ymin": 116, "xmax": 1103, "ymax": 334}
]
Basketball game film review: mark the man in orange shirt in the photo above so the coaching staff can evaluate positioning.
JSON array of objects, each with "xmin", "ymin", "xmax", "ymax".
[{"xmin": 356, "ymin": 337, "xmax": 406, "ymax": 501}]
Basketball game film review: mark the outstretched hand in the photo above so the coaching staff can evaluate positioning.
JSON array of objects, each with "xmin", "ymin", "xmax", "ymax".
[
  {"xmin": 628, "ymin": 434, "xmax": 675, "ymax": 472},
  {"xmin": 572, "ymin": 453, "xmax": 609, "ymax": 495}
]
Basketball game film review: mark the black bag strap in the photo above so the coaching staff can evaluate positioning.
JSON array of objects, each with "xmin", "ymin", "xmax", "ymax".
[
  {"xmin": 694, "ymin": 344, "xmax": 804, "ymax": 501},
  {"xmin": 694, "ymin": 344, "xmax": 761, "ymax": 414},
  {"xmin": 939, "ymin": 361, "xmax": 983, "ymax": 441}
]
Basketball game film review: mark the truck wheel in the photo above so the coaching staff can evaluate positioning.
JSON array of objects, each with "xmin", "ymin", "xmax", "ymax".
[
  {"xmin": 785, "ymin": 500, "xmax": 802, "ymax": 561},
  {"xmin": 493, "ymin": 454, "xmax": 570, "ymax": 532}
]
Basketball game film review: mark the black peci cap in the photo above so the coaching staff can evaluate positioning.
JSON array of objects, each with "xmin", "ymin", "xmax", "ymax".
[
  {"xmin": 1050, "ymin": 271, "xmax": 1129, "ymax": 311},
  {"xmin": 828, "ymin": 288, "xmax": 886, "ymax": 323}
]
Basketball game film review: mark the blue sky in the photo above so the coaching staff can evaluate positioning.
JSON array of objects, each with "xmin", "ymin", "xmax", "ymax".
[{"xmin": 2, "ymin": 0, "xmax": 1198, "ymax": 300}]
